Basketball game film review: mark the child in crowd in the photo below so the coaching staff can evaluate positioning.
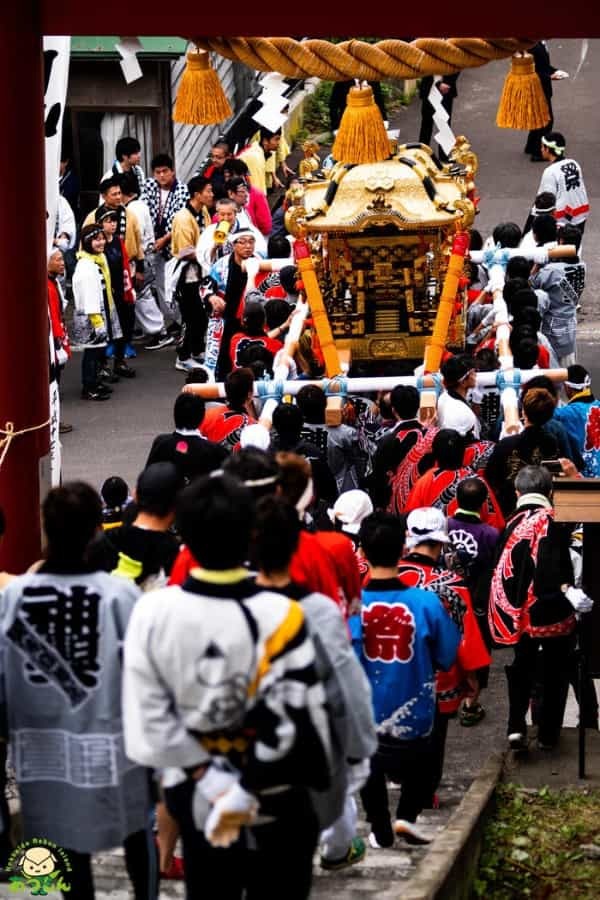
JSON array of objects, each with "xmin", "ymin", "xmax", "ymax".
[{"xmin": 100, "ymin": 475, "xmax": 132, "ymax": 529}]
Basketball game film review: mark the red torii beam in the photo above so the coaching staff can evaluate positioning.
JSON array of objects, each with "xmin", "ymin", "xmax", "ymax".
[{"xmin": 0, "ymin": 4, "xmax": 599, "ymax": 571}]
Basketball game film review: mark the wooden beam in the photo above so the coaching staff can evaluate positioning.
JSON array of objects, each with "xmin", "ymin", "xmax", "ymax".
[{"xmin": 38, "ymin": 3, "xmax": 600, "ymax": 37}]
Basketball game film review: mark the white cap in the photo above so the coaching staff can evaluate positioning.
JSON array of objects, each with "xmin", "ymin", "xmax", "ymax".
[
  {"xmin": 240, "ymin": 423, "xmax": 271, "ymax": 451},
  {"xmin": 327, "ymin": 490, "xmax": 374, "ymax": 535},
  {"xmin": 437, "ymin": 394, "xmax": 478, "ymax": 437},
  {"xmin": 406, "ymin": 507, "xmax": 450, "ymax": 549}
]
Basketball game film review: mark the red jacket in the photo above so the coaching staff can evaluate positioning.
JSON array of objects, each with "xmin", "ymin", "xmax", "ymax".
[
  {"xmin": 314, "ymin": 530, "xmax": 362, "ymax": 617},
  {"xmin": 405, "ymin": 466, "xmax": 505, "ymax": 531},
  {"xmin": 229, "ymin": 331, "xmax": 283, "ymax": 368},
  {"xmin": 168, "ymin": 532, "xmax": 341, "ymax": 608},
  {"xmin": 47, "ymin": 277, "xmax": 71, "ymax": 357},
  {"xmin": 397, "ymin": 554, "xmax": 491, "ymax": 713},
  {"xmin": 247, "ymin": 186, "xmax": 272, "ymax": 237}
]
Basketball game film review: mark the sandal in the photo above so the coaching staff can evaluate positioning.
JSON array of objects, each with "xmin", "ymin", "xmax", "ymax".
[{"xmin": 460, "ymin": 702, "xmax": 486, "ymax": 727}]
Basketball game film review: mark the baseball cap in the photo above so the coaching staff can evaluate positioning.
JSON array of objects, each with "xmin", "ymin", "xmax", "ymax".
[
  {"xmin": 327, "ymin": 490, "xmax": 374, "ymax": 535},
  {"xmin": 405, "ymin": 507, "xmax": 450, "ymax": 549},
  {"xmin": 136, "ymin": 462, "xmax": 183, "ymax": 512}
]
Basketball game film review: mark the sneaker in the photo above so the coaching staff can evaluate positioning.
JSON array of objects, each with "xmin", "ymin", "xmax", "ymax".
[
  {"xmin": 146, "ymin": 333, "xmax": 175, "ymax": 351},
  {"xmin": 393, "ymin": 819, "xmax": 433, "ymax": 846},
  {"xmin": 59, "ymin": 422, "xmax": 73, "ymax": 435},
  {"xmin": 96, "ymin": 383, "xmax": 113, "ymax": 395},
  {"xmin": 508, "ymin": 732, "xmax": 529, "ymax": 752},
  {"xmin": 175, "ymin": 358, "xmax": 203, "ymax": 372},
  {"xmin": 320, "ymin": 836, "xmax": 366, "ymax": 871},
  {"xmin": 460, "ymin": 702, "xmax": 486, "ymax": 727},
  {"xmin": 81, "ymin": 388, "xmax": 110, "ymax": 401},
  {"xmin": 123, "ymin": 343, "xmax": 137, "ymax": 359},
  {"xmin": 166, "ymin": 322, "xmax": 182, "ymax": 337},
  {"xmin": 367, "ymin": 825, "xmax": 394, "ymax": 849},
  {"xmin": 114, "ymin": 362, "xmax": 136, "ymax": 379}
]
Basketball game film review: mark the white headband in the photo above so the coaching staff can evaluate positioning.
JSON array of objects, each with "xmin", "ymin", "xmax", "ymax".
[
  {"xmin": 565, "ymin": 375, "xmax": 591, "ymax": 390},
  {"xmin": 541, "ymin": 136, "xmax": 565, "ymax": 155}
]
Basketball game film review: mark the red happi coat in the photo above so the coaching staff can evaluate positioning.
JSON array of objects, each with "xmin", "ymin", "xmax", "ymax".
[
  {"xmin": 168, "ymin": 534, "xmax": 342, "ymax": 608},
  {"xmin": 405, "ymin": 466, "xmax": 505, "ymax": 531},
  {"xmin": 387, "ymin": 426, "xmax": 437, "ymax": 516},
  {"xmin": 489, "ymin": 504, "xmax": 576, "ymax": 645},
  {"xmin": 397, "ymin": 554, "xmax": 491, "ymax": 713},
  {"xmin": 463, "ymin": 440, "xmax": 495, "ymax": 477}
]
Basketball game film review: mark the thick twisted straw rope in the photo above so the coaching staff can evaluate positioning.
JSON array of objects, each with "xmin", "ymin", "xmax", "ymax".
[{"xmin": 190, "ymin": 37, "xmax": 537, "ymax": 81}]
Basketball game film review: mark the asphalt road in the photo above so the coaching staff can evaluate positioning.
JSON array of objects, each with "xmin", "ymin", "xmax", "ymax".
[{"xmin": 60, "ymin": 38, "xmax": 600, "ymax": 490}]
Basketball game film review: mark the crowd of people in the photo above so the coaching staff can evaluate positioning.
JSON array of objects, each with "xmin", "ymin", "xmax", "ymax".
[
  {"xmin": 51, "ymin": 128, "xmax": 298, "ymax": 402},
  {"xmin": 1, "ymin": 340, "xmax": 598, "ymax": 895},
  {"xmin": 20, "ymin": 94, "xmax": 595, "ymax": 899}
]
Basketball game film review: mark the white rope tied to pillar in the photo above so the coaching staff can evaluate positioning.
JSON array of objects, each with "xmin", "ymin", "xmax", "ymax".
[{"xmin": 0, "ymin": 418, "xmax": 51, "ymax": 471}]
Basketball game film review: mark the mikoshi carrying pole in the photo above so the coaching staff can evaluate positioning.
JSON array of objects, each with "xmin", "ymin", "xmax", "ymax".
[{"xmin": 183, "ymin": 369, "xmax": 569, "ymax": 401}]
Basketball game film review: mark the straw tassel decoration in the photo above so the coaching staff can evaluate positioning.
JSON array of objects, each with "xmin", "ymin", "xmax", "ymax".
[
  {"xmin": 332, "ymin": 83, "xmax": 391, "ymax": 165},
  {"xmin": 173, "ymin": 50, "xmax": 232, "ymax": 125},
  {"xmin": 496, "ymin": 53, "xmax": 550, "ymax": 130}
]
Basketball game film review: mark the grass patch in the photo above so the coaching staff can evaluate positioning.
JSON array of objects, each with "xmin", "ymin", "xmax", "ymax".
[
  {"xmin": 473, "ymin": 783, "xmax": 600, "ymax": 898},
  {"xmin": 297, "ymin": 80, "xmax": 413, "ymax": 141}
]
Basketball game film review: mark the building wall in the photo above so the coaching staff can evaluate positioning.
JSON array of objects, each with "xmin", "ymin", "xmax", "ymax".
[{"xmin": 171, "ymin": 53, "xmax": 240, "ymax": 182}]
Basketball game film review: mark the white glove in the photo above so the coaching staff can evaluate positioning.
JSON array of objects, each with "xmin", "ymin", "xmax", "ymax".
[
  {"xmin": 192, "ymin": 764, "xmax": 239, "ymax": 831},
  {"xmin": 565, "ymin": 586, "xmax": 593, "ymax": 614},
  {"xmin": 241, "ymin": 257, "xmax": 260, "ymax": 290},
  {"xmin": 204, "ymin": 782, "xmax": 258, "ymax": 848},
  {"xmin": 56, "ymin": 347, "xmax": 69, "ymax": 366},
  {"xmin": 487, "ymin": 266, "xmax": 505, "ymax": 295},
  {"xmin": 530, "ymin": 248, "xmax": 549, "ymax": 266},
  {"xmin": 267, "ymin": 257, "xmax": 291, "ymax": 271}
]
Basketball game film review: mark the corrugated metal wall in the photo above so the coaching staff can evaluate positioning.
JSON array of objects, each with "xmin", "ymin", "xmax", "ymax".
[{"xmin": 171, "ymin": 52, "xmax": 241, "ymax": 182}]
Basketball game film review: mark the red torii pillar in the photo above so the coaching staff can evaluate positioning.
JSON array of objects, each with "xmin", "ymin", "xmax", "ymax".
[{"xmin": 0, "ymin": 0, "xmax": 49, "ymax": 571}]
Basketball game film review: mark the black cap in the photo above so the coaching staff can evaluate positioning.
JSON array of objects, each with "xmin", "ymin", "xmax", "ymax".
[{"xmin": 136, "ymin": 462, "xmax": 183, "ymax": 513}]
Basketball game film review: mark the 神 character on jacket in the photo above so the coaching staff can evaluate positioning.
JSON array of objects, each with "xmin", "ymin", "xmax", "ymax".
[{"xmin": 0, "ymin": 483, "xmax": 154, "ymax": 900}]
